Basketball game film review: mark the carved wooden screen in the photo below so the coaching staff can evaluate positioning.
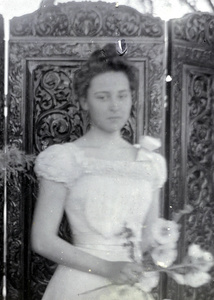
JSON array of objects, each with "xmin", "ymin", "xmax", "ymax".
[
  {"xmin": 0, "ymin": 14, "xmax": 4, "ymax": 299},
  {"xmin": 7, "ymin": 2, "xmax": 166, "ymax": 299},
  {"xmin": 167, "ymin": 13, "xmax": 214, "ymax": 300}
]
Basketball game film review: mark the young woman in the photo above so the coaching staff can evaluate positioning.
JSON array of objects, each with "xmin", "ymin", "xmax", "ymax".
[{"xmin": 32, "ymin": 44, "xmax": 166, "ymax": 300}]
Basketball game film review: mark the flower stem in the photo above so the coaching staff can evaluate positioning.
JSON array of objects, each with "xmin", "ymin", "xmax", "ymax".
[
  {"xmin": 78, "ymin": 284, "xmax": 113, "ymax": 295},
  {"xmin": 144, "ymin": 262, "xmax": 197, "ymax": 273},
  {"xmin": 165, "ymin": 263, "xmax": 194, "ymax": 271}
]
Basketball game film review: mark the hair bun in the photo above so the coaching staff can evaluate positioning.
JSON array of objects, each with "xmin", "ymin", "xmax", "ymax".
[
  {"xmin": 102, "ymin": 43, "xmax": 118, "ymax": 57},
  {"xmin": 89, "ymin": 43, "xmax": 118, "ymax": 62}
]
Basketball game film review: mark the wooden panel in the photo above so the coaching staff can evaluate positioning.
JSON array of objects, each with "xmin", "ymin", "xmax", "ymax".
[
  {"xmin": 0, "ymin": 15, "xmax": 4, "ymax": 146},
  {"xmin": 167, "ymin": 13, "xmax": 214, "ymax": 300},
  {"xmin": 0, "ymin": 13, "xmax": 4, "ymax": 300},
  {"xmin": 7, "ymin": 2, "xmax": 166, "ymax": 300}
]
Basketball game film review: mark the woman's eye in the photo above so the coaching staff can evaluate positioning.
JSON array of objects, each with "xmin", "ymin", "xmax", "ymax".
[
  {"xmin": 118, "ymin": 94, "xmax": 127, "ymax": 100},
  {"xmin": 96, "ymin": 95, "xmax": 108, "ymax": 101}
]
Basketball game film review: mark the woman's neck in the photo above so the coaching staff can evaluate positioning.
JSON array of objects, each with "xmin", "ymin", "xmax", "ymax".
[{"xmin": 82, "ymin": 126, "xmax": 125, "ymax": 148}]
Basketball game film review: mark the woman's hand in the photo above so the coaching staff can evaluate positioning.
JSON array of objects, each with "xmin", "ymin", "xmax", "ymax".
[{"xmin": 105, "ymin": 261, "xmax": 144, "ymax": 285}]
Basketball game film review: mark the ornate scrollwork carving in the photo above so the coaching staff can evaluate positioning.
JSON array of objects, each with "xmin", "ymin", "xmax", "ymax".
[
  {"xmin": 10, "ymin": 2, "xmax": 164, "ymax": 38},
  {"xmin": 10, "ymin": 13, "xmax": 33, "ymax": 36},
  {"xmin": 184, "ymin": 72, "xmax": 214, "ymax": 300},
  {"xmin": 73, "ymin": 9, "xmax": 102, "ymax": 36},
  {"xmin": 173, "ymin": 13, "xmax": 214, "ymax": 45},
  {"xmin": 35, "ymin": 6, "xmax": 69, "ymax": 36},
  {"xmin": 104, "ymin": 9, "xmax": 163, "ymax": 37},
  {"xmin": 36, "ymin": 111, "xmax": 72, "ymax": 151},
  {"xmin": 188, "ymin": 74, "xmax": 212, "ymax": 169},
  {"xmin": 33, "ymin": 63, "xmax": 89, "ymax": 151},
  {"xmin": 105, "ymin": 9, "xmax": 141, "ymax": 36},
  {"xmin": 140, "ymin": 14, "xmax": 163, "ymax": 37},
  {"xmin": 34, "ymin": 66, "xmax": 73, "ymax": 115}
]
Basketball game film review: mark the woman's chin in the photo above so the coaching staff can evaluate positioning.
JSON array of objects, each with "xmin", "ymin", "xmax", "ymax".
[{"xmin": 104, "ymin": 122, "xmax": 127, "ymax": 134}]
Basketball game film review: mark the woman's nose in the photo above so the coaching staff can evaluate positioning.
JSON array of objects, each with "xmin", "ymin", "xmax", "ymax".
[{"xmin": 109, "ymin": 98, "xmax": 119, "ymax": 111}]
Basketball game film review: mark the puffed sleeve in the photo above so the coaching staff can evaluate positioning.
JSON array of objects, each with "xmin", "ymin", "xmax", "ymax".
[
  {"xmin": 152, "ymin": 152, "xmax": 167, "ymax": 189},
  {"xmin": 34, "ymin": 143, "xmax": 83, "ymax": 188},
  {"xmin": 136, "ymin": 135, "xmax": 167, "ymax": 189}
]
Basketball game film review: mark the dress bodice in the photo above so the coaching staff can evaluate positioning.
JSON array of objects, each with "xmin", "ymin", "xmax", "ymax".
[{"xmin": 34, "ymin": 137, "xmax": 166, "ymax": 262}]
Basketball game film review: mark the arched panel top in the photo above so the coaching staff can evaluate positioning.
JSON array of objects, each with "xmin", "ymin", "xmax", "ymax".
[
  {"xmin": 170, "ymin": 12, "xmax": 214, "ymax": 47},
  {"xmin": 10, "ymin": 1, "xmax": 164, "ymax": 38}
]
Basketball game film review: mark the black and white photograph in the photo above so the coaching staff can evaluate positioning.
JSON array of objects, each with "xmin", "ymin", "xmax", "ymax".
[{"xmin": 0, "ymin": 0, "xmax": 214, "ymax": 299}]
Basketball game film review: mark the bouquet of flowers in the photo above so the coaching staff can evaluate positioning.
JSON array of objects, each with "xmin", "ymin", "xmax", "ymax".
[
  {"xmin": 136, "ymin": 205, "xmax": 214, "ymax": 292},
  {"xmin": 81, "ymin": 205, "xmax": 213, "ymax": 298}
]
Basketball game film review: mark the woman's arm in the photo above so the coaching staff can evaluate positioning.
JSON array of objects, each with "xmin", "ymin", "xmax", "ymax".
[
  {"xmin": 31, "ymin": 178, "xmax": 143, "ymax": 284},
  {"xmin": 31, "ymin": 178, "xmax": 110, "ymax": 276}
]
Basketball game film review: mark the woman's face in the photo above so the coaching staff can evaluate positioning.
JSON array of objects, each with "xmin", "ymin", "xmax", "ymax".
[{"xmin": 81, "ymin": 71, "xmax": 132, "ymax": 134}]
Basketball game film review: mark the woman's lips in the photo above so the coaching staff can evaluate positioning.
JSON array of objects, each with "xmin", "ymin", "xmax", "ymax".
[{"xmin": 108, "ymin": 116, "xmax": 122, "ymax": 120}]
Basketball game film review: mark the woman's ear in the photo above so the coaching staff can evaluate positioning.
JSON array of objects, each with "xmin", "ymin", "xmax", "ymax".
[{"xmin": 79, "ymin": 97, "xmax": 89, "ymax": 111}]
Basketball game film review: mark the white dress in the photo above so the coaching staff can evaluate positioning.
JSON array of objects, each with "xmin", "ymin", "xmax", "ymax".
[{"xmin": 34, "ymin": 138, "xmax": 166, "ymax": 300}]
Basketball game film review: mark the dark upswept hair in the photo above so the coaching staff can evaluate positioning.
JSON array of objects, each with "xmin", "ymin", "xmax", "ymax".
[{"xmin": 73, "ymin": 44, "xmax": 138, "ymax": 99}]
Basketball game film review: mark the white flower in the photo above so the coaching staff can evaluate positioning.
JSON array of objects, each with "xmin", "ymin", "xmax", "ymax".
[
  {"xmin": 187, "ymin": 244, "xmax": 214, "ymax": 272},
  {"xmin": 151, "ymin": 245, "xmax": 178, "ymax": 268},
  {"xmin": 171, "ymin": 273, "xmax": 185, "ymax": 285},
  {"xmin": 172, "ymin": 271, "xmax": 211, "ymax": 288},
  {"xmin": 151, "ymin": 218, "xmax": 180, "ymax": 245},
  {"xmin": 185, "ymin": 272, "xmax": 211, "ymax": 287},
  {"xmin": 136, "ymin": 271, "xmax": 160, "ymax": 292},
  {"xmin": 188, "ymin": 244, "xmax": 204, "ymax": 257}
]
